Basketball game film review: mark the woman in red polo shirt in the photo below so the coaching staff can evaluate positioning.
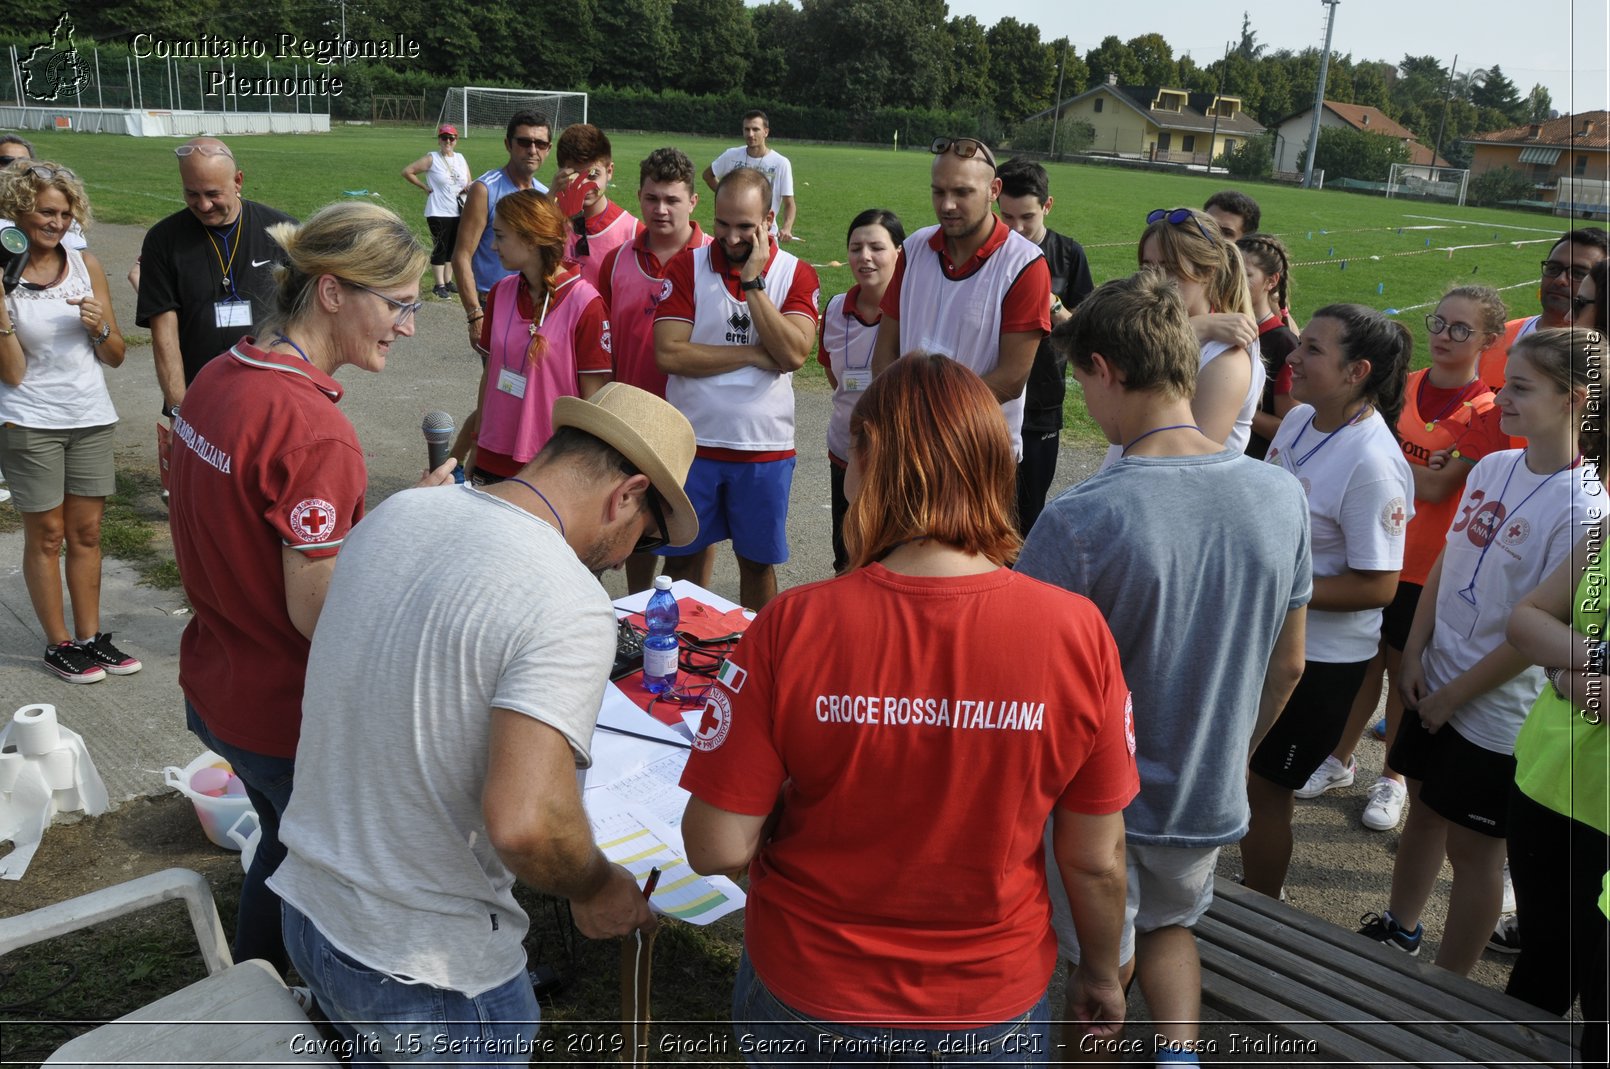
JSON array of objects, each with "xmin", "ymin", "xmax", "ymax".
[{"xmin": 680, "ymin": 353, "xmax": 1138, "ymax": 1065}]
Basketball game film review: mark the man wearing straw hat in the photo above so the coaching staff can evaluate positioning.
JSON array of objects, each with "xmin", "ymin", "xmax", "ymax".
[{"xmin": 271, "ymin": 384, "xmax": 694, "ymax": 1060}]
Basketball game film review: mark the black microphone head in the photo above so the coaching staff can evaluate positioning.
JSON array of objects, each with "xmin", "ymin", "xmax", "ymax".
[{"xmin": 422, "ymin": 409, "xmax": 454, "ymax": 443}]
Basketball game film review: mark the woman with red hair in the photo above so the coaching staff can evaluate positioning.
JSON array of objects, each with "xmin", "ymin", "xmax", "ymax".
[
  {"xmin": 460, "ymin": 189, "xmax": 612, "ymax": 484},
  {"xmin": 680, "ymin": 353, "xmax": 1139, "ymax": 1065}
]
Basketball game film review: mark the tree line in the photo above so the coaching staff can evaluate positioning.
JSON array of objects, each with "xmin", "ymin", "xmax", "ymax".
[{"xmin": 3, "ymin": 1, "xmax": 1553, "ymax": 164}]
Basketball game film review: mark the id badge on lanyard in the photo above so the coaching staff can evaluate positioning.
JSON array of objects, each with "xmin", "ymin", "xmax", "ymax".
[{"xmin": 214, "ymin": 300, "xmax": 252, "ymax": 329}]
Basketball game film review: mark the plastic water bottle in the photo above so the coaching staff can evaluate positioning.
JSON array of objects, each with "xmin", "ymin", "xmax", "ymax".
[{"xmin": 642, "ymin": 576, "xmax": 679, "ymax": 694}]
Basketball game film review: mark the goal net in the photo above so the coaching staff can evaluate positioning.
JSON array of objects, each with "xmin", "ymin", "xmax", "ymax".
[
  {"xmin": 438, "ymin": 87, "xmax": 588, "ymax": 140},
  {"xmin": 1386, "ymin": 163, "xmax": 1470, "ymax": 207}
]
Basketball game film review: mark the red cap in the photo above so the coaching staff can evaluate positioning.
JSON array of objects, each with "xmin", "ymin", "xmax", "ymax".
[{"xmin": 437, "ymin": 124, "xmax": 458, "ymax": 137}]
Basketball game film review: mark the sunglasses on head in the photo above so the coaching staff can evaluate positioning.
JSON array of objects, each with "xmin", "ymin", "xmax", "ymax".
[
  {"xmin": 1541, "ymin": 259, "xmax": 1591, "ymax": 282},
  {"xmin": 512, "ymin": 135, "xmax": 551, "ymax": 151},
  {"xmin": 930, "ymin": 136, "xmax": 997, "ymax": 169},
  {"xmin": 1147, "ymin": 207, "xmax": 1217, "ymax": 244},
  {"xmin": 174, "ymin": 144, "xmax": 234, "ymax": 160}
]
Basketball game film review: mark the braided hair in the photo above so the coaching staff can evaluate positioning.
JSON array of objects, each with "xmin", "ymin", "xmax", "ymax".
[{"xmin": 1236, "ymin": 233, "xmax": 1292, "ymax": 327}]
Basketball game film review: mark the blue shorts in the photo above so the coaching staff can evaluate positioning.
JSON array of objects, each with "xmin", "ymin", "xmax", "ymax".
[{"xmin": 661, "ymin": 455, "xmax": 795, "ymax": 564}]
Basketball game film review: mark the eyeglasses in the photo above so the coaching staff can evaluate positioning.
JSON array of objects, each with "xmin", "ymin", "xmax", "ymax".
[
  {"xmin": 633, "ymin": 488, "xmax": 669, "ymax": 555},
  {"xmin": 439, "ymin": 134, "xmax": 457, "ymax": 141},
  {"xmin": 512, "ymin": 136, "xmax": 551, "ymax": 151},
  {"xmin": 341, "ymin": 281, "xmax": 423, "ymax": 328},
  {"xmin": 1572, "ymin": 295, "xmax": 1599, "ymax": 314},
  {"xmin": 930, "ymin": 136, "xmax": 997, "ymax": 169},
  {"xmin": 1147, "ymin": 207, "xmax": 1217, "ymax": 244},
  {"xmin": 173, "ymin": 144, "xmax": 235, "ymax": 160},
  {"xmin": 0, "ymin": 155, "xmax": 23, "ymax": 168},
  {"xmin": 1541, "ymin": 259, "xmax": 1591, "ymax": 282},
  {"xmin": 1425, "ymin": 313, "xmax": 1485, "ymax": 342}
]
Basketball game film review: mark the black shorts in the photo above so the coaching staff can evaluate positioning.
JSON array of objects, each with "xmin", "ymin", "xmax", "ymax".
[
  {"xmin": 426, "ymin": 215, "xmax": 460, "ymax": 266},
  {"xmin": 1250, "ymin": 658, "xmax": 1373, "ymax": 790},
  {"xmin": 1381, "ymin": 581, "xmax": 1424, "ymax": 652},
  {"xmin": 1390, "ymin": 719, "xmax": 1516, "ymax": 837}
]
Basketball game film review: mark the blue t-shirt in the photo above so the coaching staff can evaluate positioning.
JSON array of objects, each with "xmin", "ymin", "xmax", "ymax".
[{"xmin": 1017, "ymin": 448, "xmax": 1312, "ymax": 845}]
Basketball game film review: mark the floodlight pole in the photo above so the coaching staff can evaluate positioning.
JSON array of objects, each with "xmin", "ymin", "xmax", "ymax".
[
  {"xmin": 1050, "ymin": 41, "xmax": 1068, "ymax": 158},
  {"xmin": 1301, "ymin": 0, "xmax": 1340, "ymax": 189}
]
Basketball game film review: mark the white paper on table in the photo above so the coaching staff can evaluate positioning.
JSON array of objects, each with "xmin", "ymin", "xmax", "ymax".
[
  {"xmin": 612, "ymin": 579, "xmax": 748, "ymax": 617},
  {"xmin": 590, "ymin": 684, "xmax": 691, "ymax": 787},
  {"xmin": 585, "ymin": 787, "xmax": 744, "ymax": 925},
  {"xmin": 597, "ymin": 751, "xmax": 691, "ymax": 829}
]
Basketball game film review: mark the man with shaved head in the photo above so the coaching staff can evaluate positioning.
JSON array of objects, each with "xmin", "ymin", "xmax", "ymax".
[
  {"xmin": 136, "ymin": 137, "xmax": 296, "ymax": 417},
  {"xmin": 871, "ymin": 136, "xmax": 1050, "ymax": 471}
]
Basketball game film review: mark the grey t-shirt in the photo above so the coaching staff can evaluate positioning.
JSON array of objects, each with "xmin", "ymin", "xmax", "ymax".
[
  {"xmin": 271, "ymin": 484, "xmax": 615, "ymax": 996},
  {"xmin": 1018, "ymin": 448, "xmax": 1312, "ymax": 846}
]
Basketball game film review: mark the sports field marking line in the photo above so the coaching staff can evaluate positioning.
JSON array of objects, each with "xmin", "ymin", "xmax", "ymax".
[
  {"xmin": 1404, "ymin": 214, "xmax": 1563, "ymax": 234},
  {"xmin": 1287, "ymin": 236, "xmax": 1556, "ymax": 269},
  {"xmin": 1386, "ymin": 278, "xmax": 1535, "ymax": 316}
]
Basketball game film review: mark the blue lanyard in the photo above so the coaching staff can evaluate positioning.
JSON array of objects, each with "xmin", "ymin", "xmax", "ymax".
[
  {"xmin": 1122, "ymin": 423, "xmax": 1199, "ymax": 455},
  {"xmin": 1287, "ymin": 406, "xmax": 1368, "ymax": 467},
  {"xmin": 1457, "ymin": 451, "xmax": 1579, "ymax": 604},
  {"xmin": 274, "ymin": 334, "xmax": 312, "ymax": 364}
]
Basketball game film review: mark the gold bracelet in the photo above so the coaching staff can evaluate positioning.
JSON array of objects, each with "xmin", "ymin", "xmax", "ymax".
[{"xmin": 0, "ymin": 326, "xmax": 14, "ymax": 337}]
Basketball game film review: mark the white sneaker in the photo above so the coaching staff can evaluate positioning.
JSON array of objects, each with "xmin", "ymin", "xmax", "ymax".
[
  {"xmin": 1296, "ymin": 754, "xmax": 1356, "ymax": 799},
  {"xmin": 1501, "ymin": 858, "xmax": 1516, "ymax": 914},
  {"xmin": 1361, "ymin": 777, "xmax": 1408, "ymax": 830},
  {"xmin": 0, "ymin": 484, "xmax": 10, "ymax": 505}
]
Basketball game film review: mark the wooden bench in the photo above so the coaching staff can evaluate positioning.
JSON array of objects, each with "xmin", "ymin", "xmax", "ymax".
[{"xmin": 1196, "ymin": 876, "xmax": 1577, "ymax": 1067}]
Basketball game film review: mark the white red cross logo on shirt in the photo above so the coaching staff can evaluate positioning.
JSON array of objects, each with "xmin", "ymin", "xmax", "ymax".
[
  {"xmin": 1380, "ymin": 496, "xmax": 1409, "ymax": 537},
  {"xmin": 289, "ymin": 498, "xmax": 338, "ymax": 543}
]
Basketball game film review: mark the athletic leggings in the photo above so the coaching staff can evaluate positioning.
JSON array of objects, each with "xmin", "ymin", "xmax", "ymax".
[{"xmin": 1506, "ymin": 784, "xmax": 1609, "ymax": 1064}]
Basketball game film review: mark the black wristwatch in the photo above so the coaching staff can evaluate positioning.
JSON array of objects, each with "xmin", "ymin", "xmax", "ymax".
[
  {"xmin": 162, "ymin": 403, "xmax": 179, "ymax": 420},
  {"xmin": 739, "ymin": 277, "xmax": 765, "ymax": 292}
]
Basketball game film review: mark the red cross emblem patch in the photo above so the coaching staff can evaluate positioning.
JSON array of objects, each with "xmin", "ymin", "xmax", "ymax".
[{"xmin": 289, "ymin": 498, "xmax": 338, "ymax": 543}]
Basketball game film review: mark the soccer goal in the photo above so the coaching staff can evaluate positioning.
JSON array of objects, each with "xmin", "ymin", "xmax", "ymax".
[
  {"xmin": 438, "ymin": 87, "xmax": 588, "ymax": 139},
  {"xmin": 1386, "ymin": 163, "xmax": 1470, "ymax": 207}
]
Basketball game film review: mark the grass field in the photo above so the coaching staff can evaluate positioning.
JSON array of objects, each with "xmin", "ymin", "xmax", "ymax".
[
  {"xmin": 19, "ymin": 125, "xmax": 1566, "ymax": 444},
  {"xmin": 24, "ymin": 124, "xmax": 1563, "ymax": 337}
]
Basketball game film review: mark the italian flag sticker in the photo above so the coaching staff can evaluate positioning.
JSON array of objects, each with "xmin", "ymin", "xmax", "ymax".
[{"xmin": 716, "ymin": 659, "xmax": 747, "ymax": 694}]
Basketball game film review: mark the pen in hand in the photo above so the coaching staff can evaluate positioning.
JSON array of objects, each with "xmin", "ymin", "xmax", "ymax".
[{"xmin": 642, "ymin": 866, "xmax": 661, "ymax": 900}]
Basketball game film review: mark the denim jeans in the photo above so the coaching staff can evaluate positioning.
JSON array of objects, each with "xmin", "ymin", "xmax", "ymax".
[
  {"xmin": 283, "ymin": 902, "xmax": 541, "ymax": 1064},
  {"xmin": 731, "ymin": 951, "xmax": 1050, "ymax": 1066},
  {"xmin": 186, "ymin": 699, "xmax": 295, "ymax": 974}
]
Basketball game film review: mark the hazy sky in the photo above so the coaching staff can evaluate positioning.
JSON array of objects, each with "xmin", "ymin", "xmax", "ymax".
[{"xmin": 942, "ymin": 0, "xmax": 1609, "ymax": 115}]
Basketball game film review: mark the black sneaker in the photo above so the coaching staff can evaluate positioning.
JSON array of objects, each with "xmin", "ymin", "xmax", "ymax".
[
  {"xmin": 433, "ymin": 284, "xmax": 452, "ymax": 300},
  {"xmin": 80, "ymin": 633, "xmax": 142, "ymax": 675},
  {"xmin": 445, "ymin": 280, "xmax": 459, "ymax": 294},
  {"xmin": 1488, "ymin": 912, "xmax": 1521, "ymax": 954},
  {"xmin": 45, "ymin": 641, "xmax": 106, "ymax": 684},
  {"xmin": 1359, "ymin": 910, "xmax": 1422, "ymax": 955}
]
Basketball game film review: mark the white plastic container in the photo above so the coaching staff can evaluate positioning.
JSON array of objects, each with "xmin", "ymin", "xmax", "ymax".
[{"xmin": 163, "ymin": 750, "xmax": 257, "ymax": 853}]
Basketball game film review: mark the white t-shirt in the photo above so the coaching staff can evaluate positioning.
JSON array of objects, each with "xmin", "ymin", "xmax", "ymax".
[
  {"xmin": 710, "ymin": 146, "xmax": 793, "ymax": 219},
  {"xmin": 1100, "ymin": 338, "xmax": 1266, "ymax": 469},
  {"xmin": 0, "ymin": 245, "xmax": 117, "ymax": 429},
  {"xmin": 270, "ymin": 484, "xmax": 615, "ymax": 997},
  {"xmin": 423, "ymin": 150, "xmax": 471, "ymax": 218},
  {"xmin": 1427, "ymin": 449, "xmax": 1603, "ymax": 752},
  {"xmin": 1266, "ymin": 404, "xmax": 1413, "ymax": 662}
]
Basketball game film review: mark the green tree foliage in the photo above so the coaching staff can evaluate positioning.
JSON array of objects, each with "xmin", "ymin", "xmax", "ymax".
[
  {"xmin": 1524, "ymin": 84, "xmax": 1554, "ymax": 123},
  {"xmin": 795, "ymin": 0, "xmax": 950, "ymax": 112},
  {"xmin": 1216, "ymin": 132, "xmax": 1274, "ymax": 178},
  {"xmin": 945, "ymin": 16, "xmax": 992, "ymax": 110},
  {"xmin": 592, "ymin": 0, "xmax": 675, "ymax": 90},
  {"xmin": 1085, "ymin": 35, "xmax": 1142, "ymax": 88},
  {"xmin": 1311, "ymin": 126, "xmax": 1411, "ymax": 182},
  {"xmin": 1471, "ymin": 65, "xmax": 1523, "ymax": 124},
  {"xmin": 1469, "ymin": 166, "xmax": 1535, "ymax": 206},
  {"xmin": 984, "ymin": 17, "xmax": 1055, "ymax": 119},
  {"xmin": 669, "ymin": 0, "xmax": 758, "ymax": 97},
  {"xmin": 1126, "ymin": 33, "xmax": 1178, "ymax": 86},
  {"xmin": 743, "ymin": 1, "xmax": 800, "ymax": 99},
  {"xmin": 1235, "ymin": 12, "xmax": 1266, "ymax": 62},
  {"xmin": 1047, "ymin": 37, "xmax": 1088, "ymax": 103}
]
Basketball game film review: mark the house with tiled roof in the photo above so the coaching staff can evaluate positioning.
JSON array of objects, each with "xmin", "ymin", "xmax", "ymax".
[
  {"xmin": 1463, "ymin": 111, "xmax": 1609, "ymax": 209},
  {"xmin": 1028, "ymin": 76, "xmax": 1265, "ymax": 165},
  {"xmin": 1270, "ymin": 101, "xmax": 1447, "ymax": 174}
]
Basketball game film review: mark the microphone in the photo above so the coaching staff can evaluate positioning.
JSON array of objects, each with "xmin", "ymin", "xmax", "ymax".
[{"xmin": 422, "ymin": 410, "xmax": 455, "ymax": 473}]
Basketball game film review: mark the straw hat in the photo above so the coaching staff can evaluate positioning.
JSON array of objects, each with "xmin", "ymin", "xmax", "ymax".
[{"xmin": 552, "ymin": 384, "xmax": 699, "ymax": 547}]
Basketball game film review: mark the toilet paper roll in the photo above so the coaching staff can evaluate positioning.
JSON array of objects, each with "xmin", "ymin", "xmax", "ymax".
[
  {"xmin": 53, "ymin": 786, "xmax": 83, "ymax": 812},
  {"xmin": 0, "ymin": 750, "xmax": 21, "ymax": 792},
  {"xmin": 11, "ymin": 704, "xmax": 61, "ymax": 756},
  {"xmin": 36, "ymin": 746, "xmax": 77, "ymax": 790}
]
